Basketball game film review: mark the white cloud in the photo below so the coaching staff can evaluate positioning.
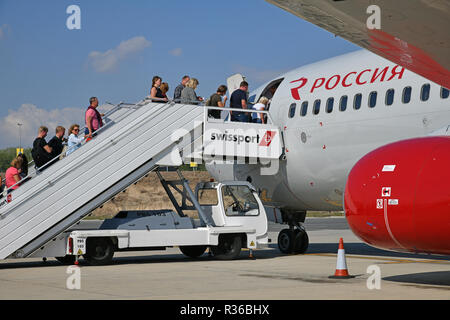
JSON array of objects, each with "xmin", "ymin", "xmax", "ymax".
[
  {"xmin": 88, "ymin": 36, "xmax": 151, "ymax": 73},
  {"xmin": 169, "ymin": 48, "xmax": 183, "ymax": 57},
  {"xmin": 0, "ymin": 24, "xmax": 11, "ymax": 39},
  {"xmin": 0, "ymin": 104, "xmax": 85, "ymax": 149}
]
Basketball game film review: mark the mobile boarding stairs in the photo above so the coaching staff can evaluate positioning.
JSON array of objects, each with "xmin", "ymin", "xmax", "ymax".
[{"xmin": 0, "ymin": 98, "xmax": 284, "ymax": 263}]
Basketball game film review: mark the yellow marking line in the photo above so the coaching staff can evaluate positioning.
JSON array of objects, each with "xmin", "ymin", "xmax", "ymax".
[{"xmin": 304, "ymin": 253, "xmax": 450, "ymax": 264}]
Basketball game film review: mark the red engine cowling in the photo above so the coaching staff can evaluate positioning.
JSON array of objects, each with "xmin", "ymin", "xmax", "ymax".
[{"xmin": 344, "ymin": 136, "xmax": 450, "ymax": 255}]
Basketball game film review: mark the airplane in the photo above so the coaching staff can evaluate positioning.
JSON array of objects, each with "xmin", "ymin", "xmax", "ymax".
[
  {"xmin": 265, "ymin": 0, "xmax": 450, "ymax": 90},
  {"xmin": 206, "ymin": 41, "xmax": 450, "ymax": 254},
  {"xmin": 3, "ymin": 1, "xmax": 448, "ymax": 260}
]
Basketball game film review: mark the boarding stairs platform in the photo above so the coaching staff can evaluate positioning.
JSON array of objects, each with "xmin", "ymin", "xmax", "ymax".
[{"xmin": 0, "ymin": 99, "xmax": 283, "ymax": 260}]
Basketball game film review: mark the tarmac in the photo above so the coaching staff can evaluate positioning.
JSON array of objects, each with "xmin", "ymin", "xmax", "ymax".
[{"xmin": 0, "ymin": 218, "xmax": 449, "ymax": 300}]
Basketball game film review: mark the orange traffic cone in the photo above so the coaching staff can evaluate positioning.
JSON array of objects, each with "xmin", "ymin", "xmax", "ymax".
[{"xmin": 329, "ymin": 238, "xmax": 353, "ymax": 279}]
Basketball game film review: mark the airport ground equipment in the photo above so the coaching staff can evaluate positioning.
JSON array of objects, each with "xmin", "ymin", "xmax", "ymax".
[
  {"xmin": 26, "ymin": 171, "xmax": 269, "ymax": 265},
  {"xmin": 0, "ymin": 99, "xmax": 281, "ymax": 263}
]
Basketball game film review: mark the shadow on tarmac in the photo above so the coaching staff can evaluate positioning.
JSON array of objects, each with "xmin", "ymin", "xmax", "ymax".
[
  {"xmin": 1, "ymin": 242, "xmax": 448, "ymax": 271},
  {"xmin": 303, "ymin": 243, "xmax": 450, "ymax": 261},
  {"xmin": 383, "ymin": 271, "xmax": 450, "ymax": 287}
]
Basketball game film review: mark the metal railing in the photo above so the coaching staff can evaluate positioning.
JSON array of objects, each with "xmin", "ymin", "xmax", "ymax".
[
  {"xmin": 1, "ymin": 98, "xmax": 272, "ymax": 202},
  {"xmin": 0, "ymin": 99, "xmax": 149, "ymax": 200},
  {"xmin": 203, "ymin": 106, "xmax": 274, "ymax": 125}
]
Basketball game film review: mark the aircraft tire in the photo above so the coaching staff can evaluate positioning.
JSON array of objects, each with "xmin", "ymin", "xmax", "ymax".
[
  {"xmin": 293, "ymin": 229, "xmax": 309, "ymax": 254},
  {"xmin": 277, "ymin": 229, "xmax": 295, "ymax": 254}
]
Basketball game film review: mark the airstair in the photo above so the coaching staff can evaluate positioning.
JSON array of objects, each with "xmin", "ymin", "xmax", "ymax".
[{"xmin": 0, "ymin": 99, "xmax": 283, "ymax": 260}]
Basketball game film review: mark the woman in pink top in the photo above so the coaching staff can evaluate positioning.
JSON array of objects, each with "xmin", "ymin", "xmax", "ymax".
[{"xmin": 5, "ymin": 157, "xmax": 23, "ymax": 190}]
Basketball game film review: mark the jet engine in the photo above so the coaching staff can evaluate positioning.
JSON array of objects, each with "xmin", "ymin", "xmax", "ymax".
[{"xmin": 344, "ymin": 137, "xmax": 450, "ymax": 255}]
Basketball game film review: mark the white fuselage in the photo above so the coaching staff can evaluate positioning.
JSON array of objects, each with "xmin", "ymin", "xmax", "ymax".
[{"xmin": 207, "ymin": 50, "xmax": 450, "ymax": 211}]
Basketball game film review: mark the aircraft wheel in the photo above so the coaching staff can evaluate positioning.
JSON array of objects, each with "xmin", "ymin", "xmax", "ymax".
[
  {"xmin": 293, "ymin": 229, "xmax": 309, "ymax": 254},
  {"xmin": 179, "ymin": 245, "xmax": 207, "ymax": 258},
  {"xmin": 277, "ymin": 229, "xmax": 295, "ymax": 254},
  {"xmin": 84, "ymin": 238, "xmax": 114, "ymax": 266},
  {"xmin": 211, "ymin": 235, "xmax": 242, "ymax": 260}
]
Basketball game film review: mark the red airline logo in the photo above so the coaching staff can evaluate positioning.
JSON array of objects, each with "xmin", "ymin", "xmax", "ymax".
[
  {"xmin": 259, "ymin": 131, "xmax": 277, "ymax": 147},
  {"xmin": 290, "ymin": 65, "xmax": 405, "ymax": 100}
]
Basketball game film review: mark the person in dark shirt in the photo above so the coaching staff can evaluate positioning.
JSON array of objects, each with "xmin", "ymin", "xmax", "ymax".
[
  {"xmin": 48, "ymin": 126, "xmax": 66, "ymax": 165},
  {"xmin": 206, "ymin": 85, "xmax": 228, "ymax": 119},
  {"xmin": 31, "ymin": 126, "xmax": 53, "ymax": 171},
  {"xmin": 173, "ymin": 75, "xmax": 190, "ymax": 102},
  {"xmin": 149, "ymin": 76, "xmax": 168, "ymax": 103},
  {"xmin": 229, "ymin": 81, "xmax": 249, "ymax": 122}
]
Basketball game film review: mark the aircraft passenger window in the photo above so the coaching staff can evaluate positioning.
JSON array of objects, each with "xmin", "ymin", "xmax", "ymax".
[
  {"xmin": 326, "ymin": 98, "xmax": 334, "ymax": 113},
  {"xmin": 368, "ymin": 91, "xmax": 377, "ymax": 108},
  {"xmin": 288, "ymin": 103, "xmax": 296, "ymax": 118},
  {"xmin": 420, "ymin": 84, "xmax": 430, "ymax": 101},
  {"xmin": 353, "ymin": 94, "xmax": 362, "ymax": 110},
  {"xmin": 385, "ymin": 89, "xmax": 394, "ymax": 106},
  {"xmin": 441, "ymin": 87, "xmax": 449, "ymax": 99},
  {"xmin": 402, "ymin": 86, "xmax": 412, "ymax": 103},
  {"xmin": 300, "ymin": 101, "xmax": 308, "ymax": 117},
  {"xmin": 339, "ymin": 96, "xmax": 348, "ymax": 111},
  {"xmin": 313, "ymin": 99, "xmax": 321, "ymax": 115}
]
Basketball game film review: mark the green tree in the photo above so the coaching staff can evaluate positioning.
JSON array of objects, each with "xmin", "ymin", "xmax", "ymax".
[{"xmin": 0, "ymin": 148, "xmax": 32, "ymax": 172}]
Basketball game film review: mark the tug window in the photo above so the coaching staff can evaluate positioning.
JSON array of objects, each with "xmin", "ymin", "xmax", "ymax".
[{"xmin": 222, "ymin": 185, "xmax": 259, "ymax": 216}]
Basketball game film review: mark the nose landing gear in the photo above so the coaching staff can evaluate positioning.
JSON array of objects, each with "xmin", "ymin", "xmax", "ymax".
[{"xmin": 277, "ymin": 226, "xmax": 309, "ymax": 254}]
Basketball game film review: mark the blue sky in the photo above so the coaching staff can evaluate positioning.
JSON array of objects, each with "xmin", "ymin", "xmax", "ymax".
[{"xmin": 0, "ymin": 0, "xmax": 358, "ymax": 148}]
